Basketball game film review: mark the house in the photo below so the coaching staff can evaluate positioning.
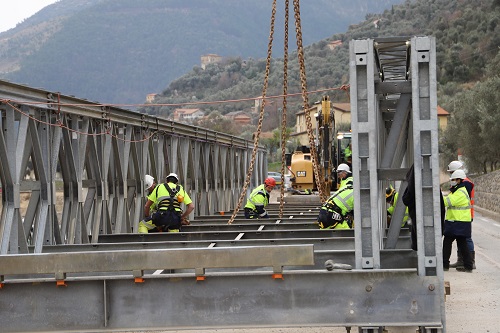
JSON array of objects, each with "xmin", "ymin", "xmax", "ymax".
[
  {"xmin": 253, "ymin": 96, "xmax": 282, "ymax": 114},
  {"xmin": 145, "ymin": 93, "xmax": 157, "ymax": 103},
  {"xmin": 173, "ymin": 108, "xmax": 204, "ymax": 122},
  {"xmin": 327, "ymin": 40, "xmax": 343, "ymax": 51},
  {"xmin": 201, "ymin": 54, "xmax": 222, "ymax": 70},
  {"xmin": 291, "ymin": 102, "xmax": 351, "ymax": 146},
  {"xmin": 437, "ymin": 106, "xmax": 450, "ymax": 130},
  {"xmin": 225, "ymin": 111, "xmax": 252, "ymax": 125},
  {"xmin": 291, "ymin": 102, "xmax": 449, "ymax": 145}
]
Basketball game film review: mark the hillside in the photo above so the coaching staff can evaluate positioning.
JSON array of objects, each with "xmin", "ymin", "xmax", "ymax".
[
  {"xmin": 0, "ymin": 0, "xmax": 403, "ymax": 105},
  {"xmin": 149, "ymin": 0, "xmax": 500, "ymax": 133}
]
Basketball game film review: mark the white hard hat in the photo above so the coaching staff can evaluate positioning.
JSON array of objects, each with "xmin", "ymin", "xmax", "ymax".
[
  {"xmin": 337, "ymin": 163, "xmax": 351, "ymax": 173},
  {"xmin": 144, "ymin": 174, "xmax": 155, "ymax": 190},
  {"xmin": 447, "ymin": 160, "xmax": 464, "ymax": 172},
  {"xmin": 166, "ymin": 172, "xmax": 179, "ymax": 182},
  {"xmin": 450, "ymin": 169, "xmax": 466, "ymax": 180}
]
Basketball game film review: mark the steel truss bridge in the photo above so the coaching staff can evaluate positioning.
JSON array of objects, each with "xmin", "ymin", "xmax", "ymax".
[{"xmin": 0, "ymin": 37, "xmax": 446, "ymax": 333}]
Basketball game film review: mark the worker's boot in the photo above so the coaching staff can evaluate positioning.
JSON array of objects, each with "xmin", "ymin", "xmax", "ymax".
[
  {"xmin": 456, "ymin": 249, "xmax": 473, "ymax": 273},
  {"xmin": 471, "ymin": 251, "xmax": 476, "ymax": 270},
  {"xmin": 450, "ymin": 251, "xmax": 464, "ymax": 269}
]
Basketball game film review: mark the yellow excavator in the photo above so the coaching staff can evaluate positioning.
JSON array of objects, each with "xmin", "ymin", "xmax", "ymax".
[{"xmin": 286, "ymin": 96, "xmax": 351, "ymax": 194}]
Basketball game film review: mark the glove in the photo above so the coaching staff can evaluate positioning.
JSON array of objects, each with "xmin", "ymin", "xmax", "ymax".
[
  {"xmin": 331, "ymin": 211, "xmax": 342, "ymax": 221},
  {"xmin": 259, "ymin": 211, "xmax": 269, "ymax": 218}
]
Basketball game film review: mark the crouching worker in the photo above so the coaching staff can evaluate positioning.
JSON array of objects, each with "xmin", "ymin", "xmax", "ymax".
[
  {"xmin": 138, "ymin": 174, "xmax": 158, "ymax": 233},
  {"xmin": 244, "ymin": 177, "xmax": 276, "ymax": 219},
  {"xmin": 141, "ymin": 172, "xmax": 194, "ymax": 233},
  {"xmin": 317, "ymin": 185, "xmax": 354, "ymax": 230}
]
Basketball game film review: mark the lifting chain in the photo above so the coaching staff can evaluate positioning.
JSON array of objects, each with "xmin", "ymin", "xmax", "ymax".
[
  {"xmin": 278, "ymin": 0, "xmax": 290, "ymax": 218},
  {"xmin": 293, "ymin": 0, "xmax": 327, "ymax": 203},
  {"xmin": 227, "ymin": 0, "xmax": 278, "ymax": 224}
]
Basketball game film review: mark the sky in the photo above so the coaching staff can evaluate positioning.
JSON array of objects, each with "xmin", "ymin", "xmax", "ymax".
[{"xmin": 0, "ymin": 0, "xmax": 59, "ymax": 34}]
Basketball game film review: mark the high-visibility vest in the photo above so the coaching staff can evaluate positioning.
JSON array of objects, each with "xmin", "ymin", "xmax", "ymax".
[
  {"xmin": 148, "ymin": 182, "xmax": 192, "ymax": 213},
  {"xmin": 444, "ymin": 186, "xmax": 472, "ymax": 222},
  {"xmin": 322, "ymin": 187, "xmax": 354, "ymax": 216},
  {"xmin": 339, "ymin": 176, "xmax": 353, "ymax": 190},
  {"xmin": 244, "ymin": 184, "xmax": 269, "ymax": 211}
]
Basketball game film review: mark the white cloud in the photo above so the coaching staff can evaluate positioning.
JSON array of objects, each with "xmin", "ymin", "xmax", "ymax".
[{"xmin": 0, "ymin": 0, "xmax": 59, "ymax": 33}]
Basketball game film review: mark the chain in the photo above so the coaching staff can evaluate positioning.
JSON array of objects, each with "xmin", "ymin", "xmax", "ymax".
[
  {"xmin": 293, "ymin": 0, "xmax": 327, "ymax": 203},
  {"xmin": 227, "ymin": 0, "xmax": 277, "ymax": 224},
  {"xmin": 278, "ymin": 0, "xmax": 290, "ymax": 218}
]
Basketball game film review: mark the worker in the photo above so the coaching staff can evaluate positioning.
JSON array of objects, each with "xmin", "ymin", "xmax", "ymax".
[
  {"xmin": 138, "ymin": 174, "xmax": 158, "ymax": 233},
  {"xmin": 442, "ymin": 169, "xmax": 473, "ymax": 272},
  {"xmin": 447, "ymin": 160, "xmax": 476, "ymax": 269},
  {"xmin": 317, "ymin": 182, "xmax": 354, "ymax": 229},
  {"xmin": 402, "ymin": 164, "xmax": 445, "ymax": 251},
  {"xmin": 385, "ymin": 185, "xmax": 410, "ymax": 227},
  {"xmin": 336, "ymin": 163, "xmax": 353, "ymax": 190},
  {"xmin": 244, "ymin": 177, "xmax": 276, "ymax": 219},
  {"xmin": 142, "ymin": 172, "xmax": 194, "ymax": 233}
]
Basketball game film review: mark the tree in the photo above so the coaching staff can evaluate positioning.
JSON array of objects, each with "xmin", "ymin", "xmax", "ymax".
[{"xmin": 442, "ymin": 74, "xmax": 500, "ymax": 174}]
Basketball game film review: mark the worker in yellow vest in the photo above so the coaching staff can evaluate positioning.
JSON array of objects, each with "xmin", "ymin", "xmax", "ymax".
[
  {"xmin": 442, "ymin": 169, "xmax": 473, "ymax": 273},
  {"xmin": 142, "ymin": 173, "xmax": 194, "ymax": 233}
]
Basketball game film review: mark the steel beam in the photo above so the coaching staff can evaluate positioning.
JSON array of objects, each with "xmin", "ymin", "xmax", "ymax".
[{"xmin": 0, "ymin": 270, "xmax": 441, "ymax": 333}]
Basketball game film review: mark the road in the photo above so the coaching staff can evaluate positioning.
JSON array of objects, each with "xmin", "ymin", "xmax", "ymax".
[{"xmin": 137, "ymin": 205, "xmax": 500, "ymax": 333}]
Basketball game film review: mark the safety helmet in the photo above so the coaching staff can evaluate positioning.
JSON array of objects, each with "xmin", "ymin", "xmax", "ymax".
[
  {"xmin": 166, "ymin": 172, "xmax": 179, "ymax": 182},
  {"xmin": 144, "ymin": 174, "xmax": 155, "ymax": 190},
  {"xmin": 450, "ymin": 169, "xmax": 466, "ymax": 180},
  {"xmin": 264, "ymin": 177, "xmax": 276, "ymax": 187},
  {"xmin": 385, "ymin": 186, "xmax": 395, "ymax": 199},
  {"xmin": 447, "ymin": 160, "xmax": 464, "ymax": 172},
  {"xmin": 337, "ymin": 163, "xmax": 351, "ymax": 173}
]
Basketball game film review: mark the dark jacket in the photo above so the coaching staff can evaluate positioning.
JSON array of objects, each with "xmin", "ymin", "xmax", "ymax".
[{"xmin": 402, "ymin": 164, "xmax": 445, "ymax": 250}]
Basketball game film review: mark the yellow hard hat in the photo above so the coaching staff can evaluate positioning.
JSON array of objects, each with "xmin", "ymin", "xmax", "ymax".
[{"xmin": 385, "ymin": 186, "xmax": 395, "ymax": 199}]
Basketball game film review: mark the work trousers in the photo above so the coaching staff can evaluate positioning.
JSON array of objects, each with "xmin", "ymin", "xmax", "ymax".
[{"xmin": 443, "ymin": 235, "xmax": 473, "ymax": 270}]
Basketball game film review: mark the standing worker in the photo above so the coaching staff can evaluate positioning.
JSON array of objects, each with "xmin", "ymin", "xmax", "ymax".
[
  {"xmin": 447, "ymin": 160, "xmax": 476, "ymax": 269},
  {"xmin": 143, "ymin": 172, "xmax": 194, "ymax": 233},
  {"xmin": 442, "ymin": 169, "xmax": 473, "ymax": 272},
  {"xmin": 336, "ymin": 163, "xmax": 353, "ymax": 190},
  {"xmin": 244, "ymin": 177, "xmax": 276, "ymax": 219},
  {"xmin": 317, "ymin": 183, "xmax": 354, "ymax": 229}
]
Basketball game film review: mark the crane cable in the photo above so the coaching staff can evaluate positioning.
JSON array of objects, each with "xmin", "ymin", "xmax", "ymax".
[
  {"xmin": 293, "ymin": 0, "xmax": 327, "ymax": 203},
  {"xmin": 227, "ymin": 0, "xmax": 278, "ymax": 224}
]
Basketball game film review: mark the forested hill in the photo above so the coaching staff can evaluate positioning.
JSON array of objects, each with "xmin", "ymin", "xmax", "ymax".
[
  {"xmin": 0, "ymin": 0, "xmax": 403, "ymax": 105},
  {"xmin": 150, "ymin": 0, "xmax": 499, "ymax": 123}
]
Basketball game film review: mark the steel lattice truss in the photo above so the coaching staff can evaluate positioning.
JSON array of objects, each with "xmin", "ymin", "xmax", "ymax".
[{"xmin": 0, "ymin": 82, "xmax": 267, "ymax": 252}]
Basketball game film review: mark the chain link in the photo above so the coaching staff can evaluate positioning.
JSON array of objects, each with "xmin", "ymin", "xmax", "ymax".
[
  {"xmin": 227, "ymin": 0, "xmax": 277, "ymax": 224},
  {"xmin": 278, "ymin": 0, "xmax": 290, "ymax": 218},
  {"xmin": 293, "ymin": 0, "xmax": 327, "ymax": 203}
]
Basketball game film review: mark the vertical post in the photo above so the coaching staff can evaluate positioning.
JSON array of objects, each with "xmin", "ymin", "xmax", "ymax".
[{"xmin": 350, "ymin": 39, "xmax": 381, "ymax": 269}]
